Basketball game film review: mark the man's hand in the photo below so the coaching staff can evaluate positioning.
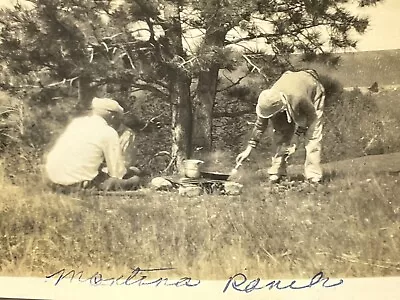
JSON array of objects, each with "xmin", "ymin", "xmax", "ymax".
[
  {"xmin": 236, "ymin": 145, "xmax": 253, "ymax": 165},
  {"xmin": 295, "ymin": 126, "xmax": 307, "ymax": 137},
  {"xmin": 285, "ymin": 144, "xmax": 297, "ymax": 156}
]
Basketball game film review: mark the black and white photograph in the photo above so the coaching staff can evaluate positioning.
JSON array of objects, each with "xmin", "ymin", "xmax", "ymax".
[{"xmin": 0, "ymin": 0, "xmax": 399, "ymax": 299}]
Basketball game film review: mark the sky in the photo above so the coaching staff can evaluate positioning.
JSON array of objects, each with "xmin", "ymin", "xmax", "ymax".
[
  {"xmin": 347, "ymin": 0, "xmax": 400, "ymax": 51},
  {"xmin": 0, "ymin": 0, "xmax": 399, "ymax": 52}
]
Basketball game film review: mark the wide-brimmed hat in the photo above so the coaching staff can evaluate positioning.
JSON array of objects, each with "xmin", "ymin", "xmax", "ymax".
[
  {"xmin": 92, "ymin": 97, "xmax": 124, "ymax": 114},
  {"xmin": 255, "ymin": 89, "xmax": 285, "ymax": 119}
]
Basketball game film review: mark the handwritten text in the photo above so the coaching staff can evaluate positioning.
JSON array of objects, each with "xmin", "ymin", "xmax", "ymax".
[
  {"xmin": 45, "ymin": 267, "xmax": 201, "ymax": 288},
  {"xmin": 223, "ymin": 271, "xmax": 344, "ymax": 293}
]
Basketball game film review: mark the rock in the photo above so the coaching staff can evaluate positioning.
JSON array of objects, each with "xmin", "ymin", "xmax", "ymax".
[
  {"xmin": 224, "ymin": 182, "xmax": 243, "ymax": 195},
  {"xmin": 150, "ymin": 177, "xmax": 173, "ymax": 191},
  {"xmin": 368, "ymin": 81, "xmax": 379, "ymax": 93},
  {"xmin": 178, "ymin": 185, "xmax": 202, "ymax": 197}
]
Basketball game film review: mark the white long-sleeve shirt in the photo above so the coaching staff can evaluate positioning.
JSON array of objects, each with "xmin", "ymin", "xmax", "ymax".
[{"xmin": 45, "ymin": 115, "xmax": 126, "ymax": 185}]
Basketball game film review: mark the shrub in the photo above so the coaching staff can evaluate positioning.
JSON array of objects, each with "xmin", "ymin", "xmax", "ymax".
[
  {"xmin": 318, "ymin": 74, "xmax": 344, "ymax": 106},
  {"xmin": 322, "ymin": 89, "xmax": 400, "ymax": 162}
]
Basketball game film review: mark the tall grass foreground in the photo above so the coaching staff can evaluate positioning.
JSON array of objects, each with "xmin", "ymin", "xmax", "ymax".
[{"xmin": 0, "ymin": 158, "xmax": 399, "ymax": 280}]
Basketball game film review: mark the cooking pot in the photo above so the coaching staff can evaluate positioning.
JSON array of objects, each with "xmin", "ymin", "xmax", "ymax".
[{"xmin": 183, "ymin": 159, "xmax": 204, "ymax": 178}]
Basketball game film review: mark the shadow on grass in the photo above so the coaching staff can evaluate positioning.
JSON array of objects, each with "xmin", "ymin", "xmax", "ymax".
[
  {"xmin": 322, "ymin": 169, "xmax": 339, "ymax": 183},
  {"xmin": 284, "ymin": 169, "xmax": 339, "ymax": 183}
]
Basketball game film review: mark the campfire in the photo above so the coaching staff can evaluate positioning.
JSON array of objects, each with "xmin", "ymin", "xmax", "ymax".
[{"xmin": 150, "ymin": 158, "xmax": 243, "ymax": 197}]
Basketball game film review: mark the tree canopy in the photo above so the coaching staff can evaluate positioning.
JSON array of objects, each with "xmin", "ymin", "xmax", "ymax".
[
  {"xmin": 0, "ymin": 0, "xmax": 379, "ymax": 88},
  {"xmin": 0, "ymin": 0, "xmax": 381, "ymax": 169}
]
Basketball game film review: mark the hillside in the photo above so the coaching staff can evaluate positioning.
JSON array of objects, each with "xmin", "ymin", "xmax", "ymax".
[
  {"xmin": 221, "ymin": 49, "xmax": 400, "ymax": 90},
  {"xmin": 293, "ymin": 49, "xmax": 400, "ymax": 88}
]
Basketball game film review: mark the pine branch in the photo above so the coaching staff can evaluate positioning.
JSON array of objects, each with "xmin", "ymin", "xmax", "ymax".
[
  {"xmin": 224, "ymin": 18, "xmax": 334, "ymax": 47},
  {"xmin": 217, "ymin": 71, "xmax": 250, "ymax": 93},
  {"xmin": 242, "ymin": 54, "xmax": 268, "ymax": 80},
  {"xmin": 139, "ymin": 112, "xmax": 164, "ymax": 131},
  {"xmin": 178, "ymin": 56, "xmax": 198, "ymax": 68},
  {"xmin": 131, "ymin": 82, "xmax": 169, "ymax": 98},
  {"xmin": 2, "ymin": 76, "xmax": 79, "ymax": 90},
  {"xmin": 213, "ymin": 108, "xmax": 254, "ymax": 118}
]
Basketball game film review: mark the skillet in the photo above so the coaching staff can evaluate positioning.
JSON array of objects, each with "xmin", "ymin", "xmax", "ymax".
[{"xmin": 200, "ymin": 171, "xmax": 231, "ymax": 181}]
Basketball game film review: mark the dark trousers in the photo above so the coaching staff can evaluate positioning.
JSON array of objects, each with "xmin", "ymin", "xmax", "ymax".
[{"xmin": 49, "ymin": 169, "xmax": 140, "ymax": 194}]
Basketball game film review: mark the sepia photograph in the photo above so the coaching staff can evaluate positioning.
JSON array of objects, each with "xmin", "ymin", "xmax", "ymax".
[{"xmin": 0, "ymin": 0, "xmax": 399, "ymax": 298}]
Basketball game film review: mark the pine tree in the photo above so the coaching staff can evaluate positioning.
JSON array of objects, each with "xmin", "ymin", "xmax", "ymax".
[{"xmin": 0, "ymin": 0, "xmax": 379, "ymax": 171}]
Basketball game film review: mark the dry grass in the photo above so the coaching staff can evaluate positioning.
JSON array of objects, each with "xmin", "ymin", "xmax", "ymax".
[{"xmin": 0, "ymin": 153, "xmax": 399, "ymax": 280}]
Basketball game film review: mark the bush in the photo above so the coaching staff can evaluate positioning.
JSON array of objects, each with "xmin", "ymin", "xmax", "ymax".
[
  {"xmin": 0, "ymin": 88, "xmax": 175, "ymax": 180},
  {"xmin": 319, "ymin": 74, "xmax": 344, "ymax": 106},
  {"xmin": 322, "ymin": 89, "xmax": 400, "ymax": 162}
]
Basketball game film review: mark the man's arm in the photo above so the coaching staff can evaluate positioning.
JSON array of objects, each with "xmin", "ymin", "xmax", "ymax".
[
  {"xmin": 236, "ymin": 115, "xmax": 269, "ymax": 165},
  {"xmin": 300, "ymin": 99, "xmax": 317, "ymax": 129},
  {"xmin": 119, "ymin": 128, "xmax": 137, "ymax": 168},
  {"xmin": 248, "ymin": 115, "xmax": 269, "ymax": 148},
  {"xmin": 103, "ymin": 130, "xmax": 127, "ymax": 179}
]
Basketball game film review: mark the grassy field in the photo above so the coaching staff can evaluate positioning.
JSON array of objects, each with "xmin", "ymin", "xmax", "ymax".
[
  {"xmin": 223, "ymin": 49, "xmax": 400, "ymax": 91},
  {"xmin": 0, "ymin": 150, "xmax": 399, "ymax": 280},
  {"xmin": 1, "ymin": 56, "xmax": 400, "ymax": 280},
  {"xmin": 293, "ymin": 49, "xmax": 400, "ymax": 87}
]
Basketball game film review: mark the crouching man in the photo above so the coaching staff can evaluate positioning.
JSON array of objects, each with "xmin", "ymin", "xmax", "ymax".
[
  {"xmin": 236, "ymin": 69, "xmax": 325, "ymax": 183},
  {"xmin": 45, "ymin": 97, "xmax": 141, "ymax": 193}
]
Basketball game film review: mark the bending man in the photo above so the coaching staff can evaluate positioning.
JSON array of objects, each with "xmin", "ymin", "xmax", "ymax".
[
  {"xmin": 45, "ymin": 97, "xmax": 140, "ymax": 192},
  {"xmin": 236, "ymin": 69, "xmax": 325, "ymax": 183}
]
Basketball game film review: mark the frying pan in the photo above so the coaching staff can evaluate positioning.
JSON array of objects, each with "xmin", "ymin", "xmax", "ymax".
[{"xmin": 200, "ymin": 171, "xmax": 231, "ymax": 181}]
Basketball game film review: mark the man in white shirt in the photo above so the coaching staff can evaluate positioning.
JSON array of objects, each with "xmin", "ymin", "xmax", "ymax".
[{"xmin": 45, "ymin": 97, "xmax": 140, "ymax": 192}]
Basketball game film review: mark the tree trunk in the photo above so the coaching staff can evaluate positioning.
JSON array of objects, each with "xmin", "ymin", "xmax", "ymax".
[
  {"xmin": 193, "ymin": 28, "xmax": 227, "ymax": 156},
  {"xmin": 169, "ymin": 73, "xmax": 193, "ymax": 174},
  {"xmin": 77, "ymin": 75, "xmax": 97, "ymax": 110},
  {"xmin": 193, "ymin": 66, "xmax": 220, "ymax": 155},
  {"xmin": 164, "ymin": 2, "xmax": 193, "ymax": 173}
]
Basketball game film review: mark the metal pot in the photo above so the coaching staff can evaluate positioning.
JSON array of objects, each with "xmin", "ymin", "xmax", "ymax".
[{"xmin": 183, "ymin": 159, "xmax": 204, "ymax": 178}]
